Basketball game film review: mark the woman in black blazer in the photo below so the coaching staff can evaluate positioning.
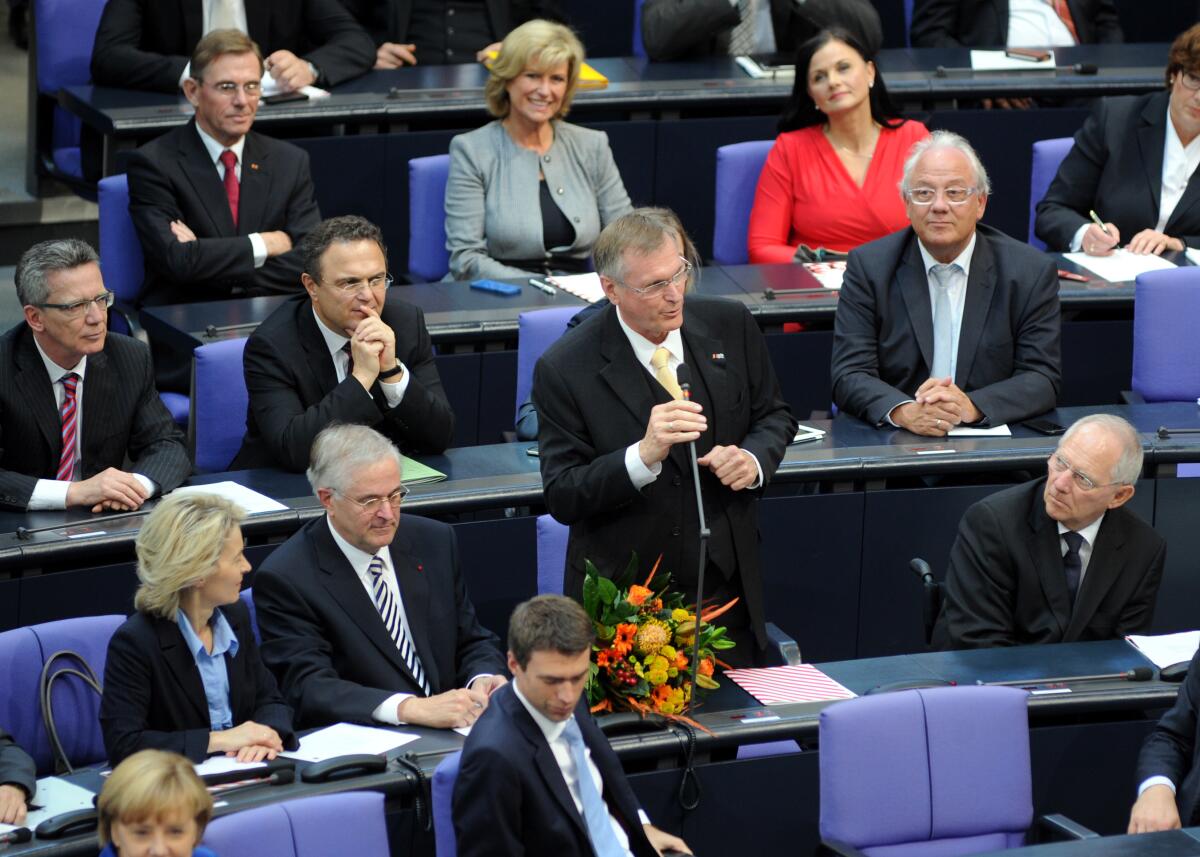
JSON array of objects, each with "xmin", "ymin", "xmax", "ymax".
[{"xmin": 100, "ymin": 494, "xmax": 297, "ymax": 766}]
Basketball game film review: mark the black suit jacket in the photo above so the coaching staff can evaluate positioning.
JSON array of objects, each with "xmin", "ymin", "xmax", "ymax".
[
  {"xmin": 0, "ymin": 729, "xmax": 35, "ymax": 802},
  {"xmin": 1137, "ymin": 647, "xmax": 1200, "ymax": 826},
  {"xmin": 934, "ymin": 477, "xmax": 1166, "ymax": 650},
  {"xmin": 91, "ymin": 0, "xmax": 375, "ymax": 92},
  {"xmin": 454, "ymin": 686, "xmax": 658, "ymax": 857},
  {"xmin": 0, "ymin": 325, "xmax": 190, "ymax": 511},
  {"xmin": 640, "ymin": 0, "xmax": 882, "ymax": 62},
  {"xmin": 533, "ymin": 297, "xmax": 796, "ymax": 649},
  {"xmin": 232, "ymin": 294, "xmax": 455, "ymax": 471},
  {"xmin": 1035, "ymin": 91, "xmax": 1200, "ymax": 252},
  {"xmin": 340, "ymin": 0, "xmax": 564, "ymax": 46},
  {"xmin": 99, "ymin": 601, "xmax": 297, "ymax": 765},
  {"xmin": 910, "ymin": 0, "xmax": 1123, "ymax": 48},
  {"xmin": 831, "ymin": 223, "xmax": 1062, "ymax": 427},
  {"xmin": 128, "ymin": 121, "xmax": 321, "ymax": 307},
  {"xmin": 253, "ymin": 514, "xmax": 505, "ymax": 728}
]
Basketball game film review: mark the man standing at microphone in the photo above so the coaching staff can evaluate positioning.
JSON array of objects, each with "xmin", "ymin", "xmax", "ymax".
[{"xmin": 532, "ymin": 208, "xmax": 796, "ymax": 667}]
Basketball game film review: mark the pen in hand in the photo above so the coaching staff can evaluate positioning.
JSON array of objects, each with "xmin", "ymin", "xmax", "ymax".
[{"xmin": 1088, "ymin": 209, "xmax": 1112, "ymax": 237}]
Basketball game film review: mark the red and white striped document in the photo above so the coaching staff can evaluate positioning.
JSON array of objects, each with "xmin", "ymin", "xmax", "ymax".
[{"xmin": 724, "ymin": 664, "xmax": 857, "ymax": 705}]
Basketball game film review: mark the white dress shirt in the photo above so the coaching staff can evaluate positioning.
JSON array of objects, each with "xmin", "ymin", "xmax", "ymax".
[
  {"xmin": 511, "ymin": 680, "xmax": 648, "ymax": 855},
  {"xmin": 1057, "ymin": 512, "xmax": 1104, "ymax": 587},
  {"xmin": 178, "ymin": 0, "xmax": 250, "ymax": 85},
  {"xmin": 312, "ymin": 308, "xmax": 411, "ymax": 408},
  {"xmin": 1006, "ymin": 0, "xmax": 1076, "ymax": 48},
  {"xmin": 193, "ymin": 123, "xmax": 269, "ymax": 268},
  {"xmin": 27, "ymin": 338, "xmax": 155, "ymax": 510},
  {"xmin": 614, "ymin": 309, "xmax": 763, "ymax": 490}
]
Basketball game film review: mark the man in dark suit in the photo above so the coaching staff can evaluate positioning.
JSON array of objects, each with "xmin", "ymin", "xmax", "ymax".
[
  {"xmin": 1130, "ymin": 646, "xmax": 1200, "ymax": 834},
  {"xmin": 533, "ymin": 209, "xmax": 796, "ymax": 667},
  {"xmin": 91, "ymin": 0, "xmax": 375, "ymax": 93},
  {"xmin": 232, "ymin": 215, "xmax": 454, "ymax": 472},
  {"xmin": 934, "ymin": 414, "xmax": 1165, "ymax": 649},
  {"xmin": 254, "ymin": 424, "xmax": 506, "ymax": 729},
  {"xmin": 0, "ymin": 729, "xmax": 34, "ymax": 825},
  {"xmin": 640, "ymin": 0, "xmax": 882, "ymax": 61},
  {"xmin": 910, "ymin": 0, "xmax": 1123, "ymax": 48},
  {"xmin": 454, "ymin": 594, "xmax": 691, "ymax": 857},
  {"xmin": 341, "ymin": 0, "xmax": 565, "ymax": 67},
  {"xmin": 128, "ymin": 30, "xmax": 321, "ymax": 309},
  {"xmin": 0, "ymin": 240, "xmax": 189, "ymax": 513},
  {"xmin": 832, "ymin": 130, "xmax": 1061, "ymax": 434}
]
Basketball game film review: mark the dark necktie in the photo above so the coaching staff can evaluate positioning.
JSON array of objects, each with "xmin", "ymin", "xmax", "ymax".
[
  {"xmin": 341, "ymin": 342, "xmax": 354, "ymax": 378},
  {"xmin": 1062, "ymin": 531, "xmax": 1084, "ymax": 607},
  {"xmin": 56, "ymin": 372, "xmax": 79, "ymax": 482},
  {"xmin": 219, "ymin": 149, "xmax": 240, "ymax": 228}
]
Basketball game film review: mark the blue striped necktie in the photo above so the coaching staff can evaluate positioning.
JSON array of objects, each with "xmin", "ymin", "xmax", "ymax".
[
  {"xmin": 369, "ymin": 555, "xmax": 430, "ymax": 695},
  {"xmin": 562, "ymin": 718, "xmax": 626, "ymax": 857}
]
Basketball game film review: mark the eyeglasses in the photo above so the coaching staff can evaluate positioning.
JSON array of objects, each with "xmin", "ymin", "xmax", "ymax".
[
  {"xmin": 1178, "ymin": 71, "xmax": 1200, "ymax": 91},
  {"xmin": 905, "ymin": 187, "xmax": 979, "ymax": 206},
  {"xmin": 619, "ymin": 257, "xmax": 692, "ymax": 298},
  {"xmin": 37, "ymin": 290, "xmax": 114, "ymax": 318},
  {"xmin": 1049, "ymin": 453, "xmax": 1124, "ymax": 492},
  {"xmin": 335, "ymin": 486, "xmax": 410, "ymax": 514},
  {"xmin": 321, "ymin": 274, "xmax": 394, "ymax": 296},
  {"xmin": 204, "ymin": 80, "xmax": 262, "ymax": 97}
]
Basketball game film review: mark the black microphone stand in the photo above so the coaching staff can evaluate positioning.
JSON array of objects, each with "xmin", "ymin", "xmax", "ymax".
[{"xmin": 676, "ymin": 366, "xmax": 711, "ymax": 713}]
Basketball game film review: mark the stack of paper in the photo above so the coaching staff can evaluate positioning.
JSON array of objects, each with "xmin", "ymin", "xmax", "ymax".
[
  {"xmin": 402, "ymin": 456, "xmax": 447, "ymax": 485},
  {"xmin": 170, "ymin": 482, "xmax": 288, "ymax": 514},
  {"xmin": 724, "ymin": 664, "xmax": 857, "ymax": 705},
  {"xmin": 1127, "ymin": 631, "xmax": 1200, "ymax": 668},
  {"xmin": 1062, "ymin": 249, "xmax": 1175, "ymax": 283},
  {"xmin": 803, "ymin": 261, "xmax": 846, "ymax": 290},
  {"xmin": 969, "ymin": 50, "xmax": 1056, "ymax": 71},
  {"xmin": 547, "ymin": 272, "xmax": 607, "ymax": 303},
  {"xmin": 280, "ymin": 722, "xmax": 420, "ymax": 763}
]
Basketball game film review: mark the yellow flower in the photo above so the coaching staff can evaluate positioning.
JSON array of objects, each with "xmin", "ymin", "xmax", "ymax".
[
  {"xmin": 634, "ymin": 619, "xmax": 671, "ymax": 658},
  {"xmin": 646, "ymin": 669, "xmax": 668, "ymax": 686},
  {"xmin": 671, "ymin": 608, "xmax": 690, "ymax": 623}
]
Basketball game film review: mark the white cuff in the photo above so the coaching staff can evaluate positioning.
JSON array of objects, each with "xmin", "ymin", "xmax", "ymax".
[
  {"xmin": 372, "ymin": 693, "xmax": 415, "ymax": 725},
  {"xmin": 885, "ymin": 400, "xmax": 916, "ymax": 427},
  {"xmin": 638, "ymin": 810, "xmax": 651, "ymax": 825},
  {"xmin": 465, "ymin": 674, "xmax": 493, "ymax": 690},
  {"xmin": 28, "ymin": 479, "xmax": 70, "ymax": 510},
  {"xmin": 133, "ymin": 474, "xmax": 158, "ymax": 499},
  {"xmin": 1138, "ymin": 776, "xmax": 1176, "ymax": 797},
  {"xmin": 379, "ymin": 362, "xmax": 411, "ymax": 408},
  {"xmin": 625, "ymin": 443, "xmax": 660, "ymax": 489},
  {"xmin": 744, "ymin": 450, "xmax": 763, "ymax": 490},
  {"xmin": 1070, "ymin": 223, "xmax": 1090, "ymax": 253},
  {"xmin": 249, "ymin": 233, "xmax": 268, "ymax": 268}
]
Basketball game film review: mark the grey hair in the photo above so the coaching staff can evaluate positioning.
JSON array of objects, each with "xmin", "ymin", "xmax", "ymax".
[
  {"xmin": 592, "ymin": 207, "xmax": 697, "ymax": 291},
  {"xmin": 15, "ymin": 239, "xmax": 100, "ymax": 307},
  {"xmin": 299, "ymin": 215, "xmax": 388, "ymax": 283},
  {"xmin": 1058, "ymin": 413, "xmax": 1144, "ymax": 485},
  {"xmin": 899, "ymin": 129, "xmax": 992, "ymax": 198},
  {"xmin": 306, "ymin": 423, "xmax": 404, "ymax": 495}
]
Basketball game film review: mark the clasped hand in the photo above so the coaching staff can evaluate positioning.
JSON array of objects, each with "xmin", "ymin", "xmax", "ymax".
[
  {"xmin": 637, "ymin": 401, "xmax": 756, "ymax": 490},
  {"xmin": 891, "ymin": 377, "xmax": 981, "ymax": 437},
  {"xmin": 348, "ymin": 307, "xmax": 398, "ymax": 389}
]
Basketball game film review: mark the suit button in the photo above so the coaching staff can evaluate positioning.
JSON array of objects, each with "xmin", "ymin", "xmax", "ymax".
[
  {"xmin": 447, "ymin": 6, "xmax": 455, "ymax": 14},
  {"xmin": 543, "ymin": 155, "xmax": 552, "ymax": 163},
  {"xmin": 573, "ymin": 216, "xmax": 580, "ymax": 223},
  {"xmin": 556, "ymin": 187, "xmax": 564, "ymax": 194},
  {"xmin": 671, "ymin": 527, "xmax": 681, "ymax": 536},
  {"xmin": 672, "ymin": 477, "xmax": 681, "ymax": 486}
]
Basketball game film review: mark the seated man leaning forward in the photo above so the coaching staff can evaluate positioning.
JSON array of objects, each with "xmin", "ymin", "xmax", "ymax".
[
  {"xmin": 454, "ymin": 594, "xmax": 692, "ymax": 857},
  {"xmin": 0, "ymin": 239, "xmax": 190, "ymax": 512},
  {"xmin": 831, "ymin": 129, "xmax": 1061, "ymax": 435},
  {"xmin": 934, "ymin": 414, "xmax": 1165, "ymax": 650},
  {"xmin": 253, "ymin": 424, "xmax": 506, "ymax": 729}
]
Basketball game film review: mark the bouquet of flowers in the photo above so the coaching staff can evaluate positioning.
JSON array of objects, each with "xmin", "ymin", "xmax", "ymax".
[{"xmin": 583, "ymin": 553, "xmax": 735, "ymax": 719}]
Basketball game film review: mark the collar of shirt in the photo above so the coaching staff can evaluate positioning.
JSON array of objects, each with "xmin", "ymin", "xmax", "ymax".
[
  {"xmin": 916, "ymin": 230, "xmax": 978, "ymax": 282},
  {"xmin": 1006, "ymin": 0, "xmax": 1076, "ymax": 48},
  {"xmin": 1057, "ymin": 512, "xmax": 1104, "ymax": 549},
  {"xmin": 312, "ymin": 306, "xmax": 352, "ymax": 365},
  {"xmin": 1159, "ymin": 101, "xmax": 1200, "ymax": 231},
  {"xmin": 194, "ymin": 121, "xmax": 247, "ymax": 173},
  {"xmin": 32, "ymin": 334, "xmax": 87, "ymax": 385},
  {"xmin": 512, "ymin": 677, "xmax": 571, "ymax": 743},
  {"xmin": 324, "ymin": 514, "xmax": 395, "ymax": 586},
  {"xmin": 614, "ymin": 309, "xmax": 685, "ymax": 376},
  {"xmin": 175, "ymin": 608, "xmax": 239, "ymax": 660}
]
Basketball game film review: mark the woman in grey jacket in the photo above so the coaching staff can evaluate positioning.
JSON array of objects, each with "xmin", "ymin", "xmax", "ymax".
[{"xmin": 445, "ymin": 19, "xmax": 632, "ymax": 280}]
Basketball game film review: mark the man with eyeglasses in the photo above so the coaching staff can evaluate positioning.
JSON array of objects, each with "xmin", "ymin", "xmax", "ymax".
[
  {"xmin": 253, "ymin": 424, "xmax": 506, "ymax": 729},
  {"xmin": 0, "ymin": 239, "xmax": 189, "ymax": 512},
  {"xmin": 232, "ymin": 215, "xmax": 454, "ymax": 471},
  {"xmin": 933, "ymin": 413, "xmax": 1165, "ymax": 650},
  {"xmin": 533, "ymin": 208, "xmax": 796, "ymax": 668},
  {"xmin": 832, "ymin": 129, "xmax": 1061, "ymax": 436},
  {"xmin": 127, "ymin": 29, "xmax": 321, "ymax": 315}
]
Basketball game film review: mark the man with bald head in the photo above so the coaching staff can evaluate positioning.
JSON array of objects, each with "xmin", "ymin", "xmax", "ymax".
[
  {"xmin": 832, "ymin": 129, "xmax": 1062, "ymax": 435},
  {"xmin": 934, "ymin": 414, "xmax": 1165, "ymax": 649}
]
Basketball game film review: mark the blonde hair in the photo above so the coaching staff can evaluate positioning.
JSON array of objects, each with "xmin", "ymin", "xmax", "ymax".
[
  {"xmin": 484, "ymin": 19, "xmax": 584, "ymax": 119},
  {"xmin": 98, "ymin": 750, "xmax": 213, "ymax": 846},
  {"xmin": 134, "ymin": 493, "xmax": 244, "ymax": 619}
]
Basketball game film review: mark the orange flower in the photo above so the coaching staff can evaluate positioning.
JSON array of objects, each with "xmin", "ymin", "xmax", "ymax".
[
  {"xmin": 612, "ymin": 623, "xmax": 637, "ymax": 655},
  {"xmin": 650, "ymin": 598, "xmax": 663, "ymax": 612},
  {"xmin": 652, "ymin": 684, "xmax": 673, "ymax": 703},
  {"xmin": 596, "ymin": 649, "xmax": 611, "ymax": 667},
  {"xmin": 674, "ymin": 650, "xmax": 689, "ymax": 670},
  {"xmin": 698, "ymin": 658, "xmax": 714, "ymax": 677},
  {"xmin": 628, "ymin": 585, "xmax": 651, "ymax": 607}
]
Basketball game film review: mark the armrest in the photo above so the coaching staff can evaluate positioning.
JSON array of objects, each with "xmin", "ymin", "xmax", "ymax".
[
  {"xmin": 1036, "ymin": 813, "xmax": 1100, "ymax": 841},
  {"xmin": 820, "ymin": 839, "xmax": 870, "ymax": 856},
  {"xmin": 1120, "ymin": 390, "xmax": 1147, "ymax": 405},
  {"xmin": 764, "ymin": 622, "xmax": 801, "ymax": 666}
]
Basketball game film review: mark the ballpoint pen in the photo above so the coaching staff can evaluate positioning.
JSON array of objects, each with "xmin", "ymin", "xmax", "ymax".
[{"xmin": 528, "ymin": 278, "xmax": 556, "ymax": 296}]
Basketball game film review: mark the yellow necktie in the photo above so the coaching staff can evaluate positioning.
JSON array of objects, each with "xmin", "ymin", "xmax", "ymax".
[{"xmin": 650, "ymin": 346, "xmax": 683, "ymax": 400}]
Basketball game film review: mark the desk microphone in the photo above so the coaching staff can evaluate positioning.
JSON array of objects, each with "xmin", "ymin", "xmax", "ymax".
[
  {"xmin": 208, "ymin": 767, "xmax": 295, "ymax": 800},
  {"xmin": 676, "ymin": 364, "xmax": 711, "ymax": 714},
  {"xmin": 0, "ymin": 827, "xmax": 32, "ymax": 845},
  {"xmin": 934, "ymin": 62, "xmax": 1098, "ymax": 76},
  {"xmin": 982, "ymin": 667, "xmax": 1153, "ymax": 687}
]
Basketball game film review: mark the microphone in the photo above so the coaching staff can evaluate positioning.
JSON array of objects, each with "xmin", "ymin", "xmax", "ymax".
[
  {"xmin": 207, "ymin": 767, "xmax": 295, "ymax": 800},
  {"xmin": 981, "ymin": 667, "xmax": 1153, "ymax": 687},
  {"xmin": 934, "ymin": 62, "xmax": 1097, "ymax": 76},
  {"xmin": 200, "ymin": 760, "xmax": 295, "ymax": 789},
  {"xmin": 0, "ymin": 827, "xmax": 32, "ymax": 845},
  {"xmin": 675, "ymin": 364, "xmax": 711, "ymax": 713}
]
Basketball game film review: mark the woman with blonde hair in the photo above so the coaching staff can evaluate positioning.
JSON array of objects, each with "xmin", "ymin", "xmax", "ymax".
[
  {"xmin": 100, "ymin": 493, "xmax": 296, "ymax": 765},
  {"xmin": 97, "ymin": 749, "xmax": 214, "ymax": 857},
  {"xmin": 445, "ymin": 18, "xmax": 632, "ymax": 280}
]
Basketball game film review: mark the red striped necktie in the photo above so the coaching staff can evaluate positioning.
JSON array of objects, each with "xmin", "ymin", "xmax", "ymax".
[
  {"xmin": 1051, "ymin": 0, "xmax": 1080, "ymax": 43},
  {"xmin": 56, "ymin": 372, "xmax": 79, "ymax": 482}
]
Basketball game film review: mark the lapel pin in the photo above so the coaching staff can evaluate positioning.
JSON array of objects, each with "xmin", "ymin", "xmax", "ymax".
[
  {"xmin": 249, "ymin": 162, "xmax": 259, "ymax": 170},
  {"xmin": 416, "ymin": 563, "xmax": 423, "ymax": 574},
  {"xmin": 712, "ymin": 352, "xmax": 725, "ymax": 361}
]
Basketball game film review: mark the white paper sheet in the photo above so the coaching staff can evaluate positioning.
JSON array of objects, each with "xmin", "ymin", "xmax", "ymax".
[
  {"xmin": 546, "ymin": 272, "xmax": 606, "ymax": 303},
  {"xmin": 969, "ymin": 50, "xmax": 1056, "ymax": 71},
  {"xmin": 1126, "ymin": 631, "xmax": 1200, "ymax": 668},
  {"xmin": 1186, "ymin": 247, "xmax": 1200, "ymax": 267},
  {"xmin": 279, "ymin": 722, "xmax": 420, "ymax": 763},
  {"xmin": 193, "ymin": 757, "xmax": 269, "ymax": 777},
  {"xmin": 803, "ymin": 261, "xmax": 846, "ymax": 290},
  {"xmin": 21, "ymin": 777, "xmax": 98, "ymax": 829},
  {"xmin": 169, "ymin": 481, "xmax": 288, "ymax": 515},
  {"xmin": 1061, "ymin": 249, "xmax": 1176, "ymax": 283},
  {"xmin": 947, "ymin": 424, "xmax": 1012, "ymax": 437},
  {"xmin": 792, "ymin": 425, "xmax": 826, "ymax": 444},
  {"xmin": 259, "ymin": 73, "xmax": 330, "ymax": 100}
]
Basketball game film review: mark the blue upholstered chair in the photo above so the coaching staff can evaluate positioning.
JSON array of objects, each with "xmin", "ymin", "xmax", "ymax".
[
  {"xmin": 1027, "ymin": 137, "xmax": 1073, "ymax": 250},
  {"xmin": 431, "ymin": 750, "xmax": 463, "ymax": 857},
  {"xmin": 239, "ymin": 588, "xmax": 260, "ymax": 644},
  {"xmin": 712, "ymin": 141, "xmax": 773, "ymax": 265},
  {"xmin": 535, "ymin": 514, "xmax": 569, "ymax": 595},
  {"xmin": 1132, "ymin": 268, "xmax": 1200, "ymax": 403},
  {"xmin": 903, "ymin": 0, "xmax": 915, "ymax": 46},
  {"xmin": 203, "ymin": 792, "xmax": 389, "ymax": 857},
  {"xmin": 515, "ymin": 307, "xmax": 580, "ymax": 427},
  {"xmin": 631, "ymin": 0, "xmax": 647, "ymax": 58},
  {"xmin": 191, "ymin": 337, "xmax": 249, "ymax": 473},
  {"xmin": 32, "ymin": 0, "xmax": 107, "ymax": 189},
  {"xmin": 408, "ymin": 154, "xmax": 451, "ymax": 282}
]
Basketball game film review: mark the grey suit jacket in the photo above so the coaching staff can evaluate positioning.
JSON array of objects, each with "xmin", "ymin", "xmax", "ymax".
[
  {"xmin": 445, "ymin": 120, "xmax": 632, "ymax": 281},
  {"xmin": 831, "ymin": 223, "xmax": 1061, "ymax": 427}
]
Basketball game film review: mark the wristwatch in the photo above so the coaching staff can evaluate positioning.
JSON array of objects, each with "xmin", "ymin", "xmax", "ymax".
[{"xmin": 378, "ymin": 364, "xmax": 404, "ymax": 380}]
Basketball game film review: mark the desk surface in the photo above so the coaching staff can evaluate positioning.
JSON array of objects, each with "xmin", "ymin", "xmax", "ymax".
[{"xmin": 977, "ymin": 829, "xmax": 1200, "ymax": 856}]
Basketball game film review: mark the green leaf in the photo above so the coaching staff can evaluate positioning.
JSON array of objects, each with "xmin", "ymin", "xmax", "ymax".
[
  {"xmin": 615, "ymin": 551, "xmax": 639, "ymax": 590},
  {"xmin": 595, "ymin": 624, "xmax": 616, "ymax": 641},
  {"xmin": 711, "ymin": 638, "xmax": 736, "ymax": 650},
  {"xmin": 596, "ymin": 575, "xmax": 619, "ymax": 605},
  {"xmin": 583, "ymin": 562, "xmax": 600, "ymax": 617}
]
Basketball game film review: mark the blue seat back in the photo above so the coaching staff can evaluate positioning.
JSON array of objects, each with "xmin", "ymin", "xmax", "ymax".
[
  {"xmin": 515, "ymin": 307, "xmax": 581, "ymax": 421},
  {"xmin": 1132, "ymin": 268, "xmax": 1200, "ymax": 402},
  {"xmin": 713, "ymin": 140, "xmax": 773, "ymax": 266},
  {"xmin": 97, "ymin": 173, "xmax": 146, "ymax": 327},
  {"xmin": 432, "ymin": 750, "xmax": 462, "ymax": 857},
  {"xmin": 408, "ymin": 154, "xmax": 451, "ymax": 282},
  {"xmin": 34, "ymin": 0, "xmax": 108, "ymax": 179},
  {"xmin": 240, "ymin": 588, "xmax": 260, "ymax": 644},
  {"xmin": 204, "ymin": 792, "xmax": 389, "ymax": 857},
  {"xmin": 536, "ymin": 514, "xmax": 568, "ymax": 595},
  {"xmin": 1028, "ymin": 137, "xmax": 1073, "ymax": 250},
  {"xmin": 191, "ymin": 337, "xmax": 249, "ymax": 473},
  {"xmin": 631, "ymin": 0, "xmax": 647, "ymax": 58}
]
